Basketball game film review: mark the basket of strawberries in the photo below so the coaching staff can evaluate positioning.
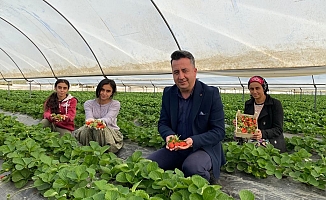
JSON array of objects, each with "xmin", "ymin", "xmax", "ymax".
[
  {"xmin": 85, "ymin": 119, "xmax": 106, "ymax": 130},
  {"xmin": 235, "ymin": 110, "xmax": 258, "ymax": 138}
]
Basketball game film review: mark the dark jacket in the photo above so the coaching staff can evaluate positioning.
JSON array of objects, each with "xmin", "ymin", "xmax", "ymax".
[
  {"xmin": 158, "ymin": 79, "xmax": 226, "ymax": 179},
  {"xmin": 244, "ymin": 94, "xmax": 286, "ymax": 153}
]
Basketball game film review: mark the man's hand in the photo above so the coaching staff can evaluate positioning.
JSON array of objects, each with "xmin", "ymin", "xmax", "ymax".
[
  {"xmin": 165, "ymin": 135, "xmax": 176, "ymax": 150},
  {"xmin": 174, "ymin": 138, "xmax": 193, "ymax": 150},
  {"xmin": 166, "ymin": 135, "xmax": 193, "ymax": 151}
]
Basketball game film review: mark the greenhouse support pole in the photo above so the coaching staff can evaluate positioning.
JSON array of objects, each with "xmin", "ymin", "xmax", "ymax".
[
  {"xmin": 312, "ymin": 75, "xmax": 317, "ymax": 111},
  {"xmin": 7, "ymin": 81, "xmax": 10, "ymax": 96},
  {"xmin": 150, "ymin": 80, "xmax": 156, "ymax": 94},
  {"xmin": 121, "ymin": 81, "xmax": 126, "ymax": 92},
  {"xmin": 238, "ymin": 77, "xmax": 244, "ymax": 102},
  {"xmin": 299, "ymin": 87, "xmax": 302, "ymax": 101},
  {"xmin": 29, "ymin": 81, "xmax": 32, "ymax": 98}
]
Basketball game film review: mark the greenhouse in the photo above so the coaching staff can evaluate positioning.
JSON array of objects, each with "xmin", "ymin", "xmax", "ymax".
[{"xmin": 0, "ymin": 0, "xmax": 326, "ymax": 199}]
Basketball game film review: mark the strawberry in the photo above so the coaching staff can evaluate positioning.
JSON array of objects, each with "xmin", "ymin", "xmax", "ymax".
[
  {"xmin": 168, "ymin": 142, "xmax": 175, "ymax": 149},
  {"xmin": 179, "ymin": 141, "xmax": 187, "ymax": 147}
]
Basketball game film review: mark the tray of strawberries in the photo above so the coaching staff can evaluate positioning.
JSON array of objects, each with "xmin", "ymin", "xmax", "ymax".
[{"xmin": 235, "ymin": 110, "xmax": 258, "ymax": 138}]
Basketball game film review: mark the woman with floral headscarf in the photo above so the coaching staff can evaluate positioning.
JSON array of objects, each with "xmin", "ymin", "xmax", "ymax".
[{"xmin": 236, "ymin": 76, "xmax": 286, "ymax": 153}]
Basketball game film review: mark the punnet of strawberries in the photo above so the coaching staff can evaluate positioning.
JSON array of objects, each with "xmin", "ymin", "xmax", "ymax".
[
  {"xmin": 167, "ymin": 135, "xmax": 187, "ymax": 149},
  {"xmin": 235, "ymin": 110, "xmax": 258, "ymax": 136},
  {"xmin": 85, "ymin": 119, "xmax": 106, "ymax": 130}
]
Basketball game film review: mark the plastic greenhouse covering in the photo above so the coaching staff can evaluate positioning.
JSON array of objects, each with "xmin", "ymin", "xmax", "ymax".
[{"xmin": 0, "ymin": 0, "xmax": 326, "ymax": 90}]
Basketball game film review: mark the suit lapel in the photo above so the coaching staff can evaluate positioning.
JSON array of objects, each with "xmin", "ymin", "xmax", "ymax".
[
  {"xmin": 190, "ymin": 80, "xmax": 203, "ymax": 123},
  {"xmin": 170, "ymin": 86, "xmax": 179, "ymax": 131}
]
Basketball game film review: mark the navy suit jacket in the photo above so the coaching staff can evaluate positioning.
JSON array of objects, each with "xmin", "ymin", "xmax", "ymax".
[{"xmin": 158, "ymin": 79, "xmax": 226, "ymax": 179}]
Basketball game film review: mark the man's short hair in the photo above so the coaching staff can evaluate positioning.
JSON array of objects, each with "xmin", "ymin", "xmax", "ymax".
[{"xmin": 170, "ymin": 50, "xmax": 195, "ymax": 67}]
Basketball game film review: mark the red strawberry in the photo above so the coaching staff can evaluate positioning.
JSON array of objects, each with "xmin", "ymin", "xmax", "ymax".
[
  {"xmin": 168, "ymin": 142, "xmax": 175, "ymax": 149},
  {"xmin": 179, "ymin": 141, "xmax": 187, "ymax": 147}
]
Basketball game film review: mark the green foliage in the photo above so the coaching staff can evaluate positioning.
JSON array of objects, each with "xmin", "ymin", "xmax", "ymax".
[{"xmin": 0, "ymin": 114, "xmax": 238, "ymax": 199}]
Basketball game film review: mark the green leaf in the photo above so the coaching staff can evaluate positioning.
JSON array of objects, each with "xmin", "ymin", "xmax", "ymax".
[
  {"xmin": 191, "ymin": 175, "xmax": 207, "ymax": 188},
  {"xmin": 308, "ymin": 175, "xmax": 319, "ymax": 186},
  {"xmin": 93, "ymin": 180, "xmax": 108, "ymax": 190},
  {"xmin": 275, "ymin": 171, "xmax": 282, "ymax": 179},
  {"xmin": 189, "ymin": 193, "xmax": 203, "ymax": 200},
  {"xmin": 116, "ymin": 172, "xmax": 128, "ymax": 183},
  {"xmin": 73, "ymin": 188, "xmax": 87, "ymax": 198},
  {"xmin": 202, "ymin": 187, "xmax": 217, "ymax": 200},
  {"xmin": 237, "ymin": 162, "xmax": 247, "ymax": 171},
  {"xmin": 105, "ymin": 190, "xmax": 120, "ymax": 200},
  {"xmin": 149, "ymin": 171, "xmax": 162, "ymax": 181},
  {"xmin": 251, "ymin": 149, "xmax": 258, "ymax": 156},
  {"xmin": 15, "ymin": 164, "xmax": 24, "ymax": 170},
  {"xmin": 289, "ymin": 171, "xmax": 301, "ymax": 178},
  {"xmin": 14, "ymin": 179, "xmax": 28, "ymax": 188},
  {"xmin": 225, "ymin": 166, "xmax": 235, "ymax": 173},
  {"xmin": 66, "ymin": 171, "xmax": 78, "ymax": 180},
  {"xmin": 273, "ymin": 156, "xmax": 281, "ymax": 165},
  {"xmin": 146, "ymin": 161, "xmax": 159, "ymax": 172},
  {"xmin": 43, "ymin": 189, "xmax": 58, "ymax": 197},
  {"xmin": 12, "ymin": 158, "xmax": 25, "ymax": 166},
  {"xmin": 133, "ymin": 190, "xmax": 149, "ymax": 199},
  {"xmin": 126, "ymin": 172, "xmax": 135, "ymax": 183},
  {"xmin": 53, "ymin": 179, "xmax": 66, "ymax": 189},
  {"xmin": 131, "ymin": 181, "xmax": 142, "ymax": 192},
  {"xmin": 12, "ymin": 170, "xmax": 25, "ymax": 182},
  {"xmin": 171, "ymin": 189, "xmax": 190, "ymax": 200},
  {"xmin": 239, "ymin": 189, "xmax": 255, "ymax": 200},
  {"xmin": 265, "ymin": 162, "xmax": 276, "ymax": 172},
  {"xmin": 130, "ymin": 151, "xmax": 143, "ymax": 162},
  {"xmin": 87, "ymin": 167, "xmax": 96, "ymax": 177}
]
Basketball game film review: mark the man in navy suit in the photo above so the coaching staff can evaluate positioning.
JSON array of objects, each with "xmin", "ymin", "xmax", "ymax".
[{"xmin": 147, "ymin": 50, "xmax": 226, "ymax": 183}]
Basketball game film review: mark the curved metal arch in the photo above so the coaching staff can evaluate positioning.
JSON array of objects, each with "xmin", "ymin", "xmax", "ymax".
[
  {"xmin": 0, "ymin": 71, "xmax": 8, "ymax": 82},
  {"xmin": 0, "ymin": 47, "xmax": 28, "ymax": 81},
  {"xmin": 0, "ymin": 17, "xmax": 57, "ymax": 80},
  {"xmin": 43, "ymin": 0, "xmax": 107, "ymax": 79},
  {"xmin": 150, "ymin": 0, "xmax": 181, "ymax": 50}
]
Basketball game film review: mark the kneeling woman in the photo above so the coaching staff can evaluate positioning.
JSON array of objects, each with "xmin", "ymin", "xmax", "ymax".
[
  {"xmin": 75, "ymin": 79, "xmax": 123, "ymax": 153},
  {"xmin": 41, "ymin": 79, "xmax": 77, "ymax": 136}
]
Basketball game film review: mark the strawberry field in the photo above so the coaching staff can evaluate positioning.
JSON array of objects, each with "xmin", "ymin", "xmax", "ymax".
[{"xmin": 0, "ymin": 89, "xmax": 326, "ymax": 199}]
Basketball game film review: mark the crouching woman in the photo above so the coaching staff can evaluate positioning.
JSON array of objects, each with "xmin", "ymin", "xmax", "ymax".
[{"xmin": 74, "ymin": 79, "xmax": 123, "ymax": 153}]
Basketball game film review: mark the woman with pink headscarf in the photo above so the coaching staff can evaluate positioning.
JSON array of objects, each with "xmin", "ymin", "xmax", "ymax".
[{"xmin": 242, "ymin": 75, "xmax": 286, "ymax": 153}]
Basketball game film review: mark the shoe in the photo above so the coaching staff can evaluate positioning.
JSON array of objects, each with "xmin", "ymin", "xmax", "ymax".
[{"xmin": 209, "ymin": 170, "xmax": 221, "ymax": 185}]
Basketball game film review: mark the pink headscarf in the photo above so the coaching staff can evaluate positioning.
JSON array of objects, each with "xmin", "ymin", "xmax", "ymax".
[{"xmin": 248, "ymin": 76, "xmax": 264, "ymax": 85}]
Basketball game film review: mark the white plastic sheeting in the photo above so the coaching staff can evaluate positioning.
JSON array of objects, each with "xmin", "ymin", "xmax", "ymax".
[{"xmin": 0, "ymin": 0, "xmax": 326, "ymax": 80}]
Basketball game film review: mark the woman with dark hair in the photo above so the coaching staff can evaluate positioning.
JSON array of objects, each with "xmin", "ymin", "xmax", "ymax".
[
  {"xmin": 41, "ymin": 79, "xmax": 77, "ymax": 136},
  {"xmin": 74, "ymin": 79, "xmax": 123, "ymax": 153},
  {"xmin": 235, "ymin": 76, "xmax": 286, "ymax": 153}
]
